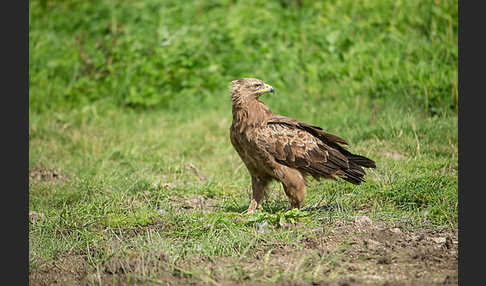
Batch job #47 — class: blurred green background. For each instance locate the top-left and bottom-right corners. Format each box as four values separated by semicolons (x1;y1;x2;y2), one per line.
29;0;457;116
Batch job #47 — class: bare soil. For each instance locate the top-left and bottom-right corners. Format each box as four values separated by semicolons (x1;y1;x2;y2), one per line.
29;217;457;286
29;167;69;184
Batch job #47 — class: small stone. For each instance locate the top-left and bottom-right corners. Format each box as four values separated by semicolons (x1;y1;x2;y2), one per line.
311;227;324;233
390;227;402;234
255;220;269;234
431;237;446;244
417;232;425;241
374;222;387;231
443;275;458;284
445;236;454;249
364;239;382;251
157;209;168;215
377;254;392;264
354;216;372;227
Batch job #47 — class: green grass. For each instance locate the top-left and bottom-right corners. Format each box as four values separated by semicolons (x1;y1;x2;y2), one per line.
29;104;457;279
30;0;457;114
29;0;457;283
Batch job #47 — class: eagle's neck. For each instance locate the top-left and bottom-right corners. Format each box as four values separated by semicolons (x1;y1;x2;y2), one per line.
232;99;272;133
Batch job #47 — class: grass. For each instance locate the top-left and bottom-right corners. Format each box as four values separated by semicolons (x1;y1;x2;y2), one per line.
29;102;457;281
29;0;457;114
29;0;457;284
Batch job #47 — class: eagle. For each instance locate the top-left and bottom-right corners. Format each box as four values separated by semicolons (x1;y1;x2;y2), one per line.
229;78;376;214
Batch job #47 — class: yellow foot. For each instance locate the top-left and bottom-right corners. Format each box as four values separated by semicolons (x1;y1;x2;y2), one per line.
240;199;262;216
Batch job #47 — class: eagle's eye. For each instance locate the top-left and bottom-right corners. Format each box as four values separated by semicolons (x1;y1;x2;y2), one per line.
253;83;262;89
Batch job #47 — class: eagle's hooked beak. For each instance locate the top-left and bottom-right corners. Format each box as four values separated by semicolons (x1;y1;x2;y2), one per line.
255;84;275;94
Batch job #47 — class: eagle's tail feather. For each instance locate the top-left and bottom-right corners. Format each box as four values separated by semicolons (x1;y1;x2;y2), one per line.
347;153;376;169
342;163;366;184
341;153;375;184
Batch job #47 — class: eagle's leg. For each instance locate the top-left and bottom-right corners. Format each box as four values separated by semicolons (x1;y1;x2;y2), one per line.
245;176;270;215
275;166;307;209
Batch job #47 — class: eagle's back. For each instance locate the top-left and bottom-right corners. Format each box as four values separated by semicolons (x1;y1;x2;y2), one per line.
255;123;352;181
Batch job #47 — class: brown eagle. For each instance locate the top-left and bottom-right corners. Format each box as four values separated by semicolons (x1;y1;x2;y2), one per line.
229;78;376;214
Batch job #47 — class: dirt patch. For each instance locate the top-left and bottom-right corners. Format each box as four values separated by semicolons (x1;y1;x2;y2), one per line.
29;210;46;225
30;252;190;286
381;151;407;160
29;217;457;286
170;217;457;285
29;256;88;286
29;167;69;184
298;218;458;285
169;194;219;213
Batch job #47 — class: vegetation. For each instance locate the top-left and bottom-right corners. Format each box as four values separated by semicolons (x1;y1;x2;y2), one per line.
29;0;457;284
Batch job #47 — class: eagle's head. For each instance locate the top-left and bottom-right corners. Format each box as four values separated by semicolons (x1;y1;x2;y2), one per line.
230;78;274;105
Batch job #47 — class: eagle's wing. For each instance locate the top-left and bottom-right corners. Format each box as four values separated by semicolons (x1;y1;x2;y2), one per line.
259;115;374;183
267;115;375;168
256;117;351;180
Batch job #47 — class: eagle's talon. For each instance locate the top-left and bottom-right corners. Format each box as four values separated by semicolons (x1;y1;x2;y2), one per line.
240;199;260;216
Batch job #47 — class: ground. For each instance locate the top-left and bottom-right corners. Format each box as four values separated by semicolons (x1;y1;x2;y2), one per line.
29;195;457;286
28;104;457;285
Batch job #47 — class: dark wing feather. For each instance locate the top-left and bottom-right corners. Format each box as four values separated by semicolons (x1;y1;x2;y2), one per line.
264;115;376;184
267;115;375;168
256;122;351;181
